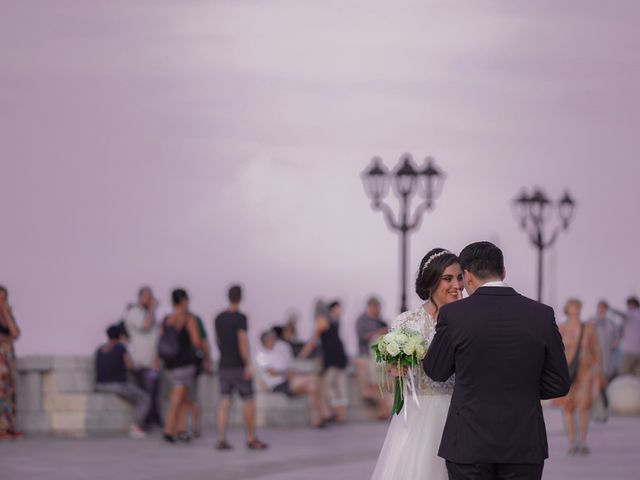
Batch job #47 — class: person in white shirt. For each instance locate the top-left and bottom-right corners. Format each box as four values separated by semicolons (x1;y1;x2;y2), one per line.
123;286;162;429
256;329;330;429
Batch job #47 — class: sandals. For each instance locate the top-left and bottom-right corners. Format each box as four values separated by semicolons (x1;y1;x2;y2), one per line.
216;439;233;450
246;439;269;450
311;420;328;429
216;438;268;450
323;414;338;424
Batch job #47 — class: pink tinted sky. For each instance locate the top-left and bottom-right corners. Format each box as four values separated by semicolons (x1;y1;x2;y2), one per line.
1;1;639;356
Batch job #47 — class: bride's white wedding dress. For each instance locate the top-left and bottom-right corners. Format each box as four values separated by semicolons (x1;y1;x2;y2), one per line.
371;306;454;480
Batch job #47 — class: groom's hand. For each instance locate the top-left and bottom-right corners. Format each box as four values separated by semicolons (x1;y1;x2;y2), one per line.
388;365;408;378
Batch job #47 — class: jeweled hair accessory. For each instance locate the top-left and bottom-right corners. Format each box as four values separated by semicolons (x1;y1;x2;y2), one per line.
421;250;451;274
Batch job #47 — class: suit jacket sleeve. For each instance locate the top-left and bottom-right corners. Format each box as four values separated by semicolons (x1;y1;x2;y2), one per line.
540;311;571;399
423;309;455;382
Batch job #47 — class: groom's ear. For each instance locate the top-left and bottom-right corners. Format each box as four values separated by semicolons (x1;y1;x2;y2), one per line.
501;267;507;281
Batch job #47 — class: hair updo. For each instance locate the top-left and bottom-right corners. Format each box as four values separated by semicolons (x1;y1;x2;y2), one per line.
415;248;460;309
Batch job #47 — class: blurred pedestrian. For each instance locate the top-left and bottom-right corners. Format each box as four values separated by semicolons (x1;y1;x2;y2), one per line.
354;296;389;420
123;286;162;429
160;289;202;443
299;300;349;423
95;325;149;439
590;300;621;381
0;286;21;440
589;300;620;421
619;296;640;376
214;285;267;451
554;299;601;455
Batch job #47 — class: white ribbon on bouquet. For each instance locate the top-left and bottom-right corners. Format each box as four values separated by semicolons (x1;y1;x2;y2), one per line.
403;366;422;423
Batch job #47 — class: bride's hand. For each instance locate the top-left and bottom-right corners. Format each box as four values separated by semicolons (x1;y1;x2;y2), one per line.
388;365;408;378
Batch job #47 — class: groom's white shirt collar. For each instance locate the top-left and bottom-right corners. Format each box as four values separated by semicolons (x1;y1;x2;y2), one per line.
479;280;509;288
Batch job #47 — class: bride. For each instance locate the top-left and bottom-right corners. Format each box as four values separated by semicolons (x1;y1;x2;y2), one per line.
371;248;463;479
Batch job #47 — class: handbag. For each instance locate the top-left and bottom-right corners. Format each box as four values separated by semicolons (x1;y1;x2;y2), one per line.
567;324;585;384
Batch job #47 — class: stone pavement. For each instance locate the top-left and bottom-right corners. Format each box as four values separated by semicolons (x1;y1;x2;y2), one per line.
2;409;638;480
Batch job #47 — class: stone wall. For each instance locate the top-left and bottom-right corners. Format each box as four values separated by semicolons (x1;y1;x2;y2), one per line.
16;355;380;437
22;355;640;437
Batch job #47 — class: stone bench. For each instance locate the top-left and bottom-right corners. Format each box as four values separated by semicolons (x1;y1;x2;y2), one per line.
16;355;382;437
17;356;135;436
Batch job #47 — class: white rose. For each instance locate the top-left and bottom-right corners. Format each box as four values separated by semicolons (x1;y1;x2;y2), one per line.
395;332;409;345
402;342;415;356
383;332;395;344
386;341;400;357
415;343;426;359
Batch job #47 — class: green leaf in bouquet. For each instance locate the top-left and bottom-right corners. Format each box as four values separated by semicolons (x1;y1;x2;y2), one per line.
391;377;404;415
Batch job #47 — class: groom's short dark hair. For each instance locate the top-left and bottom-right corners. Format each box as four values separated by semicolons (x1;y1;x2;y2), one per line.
459;241;505;279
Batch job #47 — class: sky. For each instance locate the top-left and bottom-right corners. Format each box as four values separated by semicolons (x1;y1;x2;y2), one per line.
1;0;639;357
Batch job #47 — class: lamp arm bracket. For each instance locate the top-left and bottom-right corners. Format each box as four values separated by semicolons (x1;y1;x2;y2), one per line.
374;201;400;231
522;221;540;246
543;227;562;249
407;202;428;231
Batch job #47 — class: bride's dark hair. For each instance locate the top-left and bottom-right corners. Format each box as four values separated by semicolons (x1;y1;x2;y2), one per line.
415;248;459;311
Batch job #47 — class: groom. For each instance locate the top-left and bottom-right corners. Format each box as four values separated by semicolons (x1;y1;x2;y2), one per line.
423;241;570;480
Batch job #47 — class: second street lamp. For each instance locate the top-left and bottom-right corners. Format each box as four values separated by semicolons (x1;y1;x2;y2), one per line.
512;187;577;302
362;153;445;313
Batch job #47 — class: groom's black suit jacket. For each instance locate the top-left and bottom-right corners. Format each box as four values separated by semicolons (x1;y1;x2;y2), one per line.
423;286;570;464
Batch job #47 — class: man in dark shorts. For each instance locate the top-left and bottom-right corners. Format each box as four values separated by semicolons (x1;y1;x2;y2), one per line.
214;285;267;451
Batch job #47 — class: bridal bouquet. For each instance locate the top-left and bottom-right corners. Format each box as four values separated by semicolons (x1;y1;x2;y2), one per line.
371;328;427;416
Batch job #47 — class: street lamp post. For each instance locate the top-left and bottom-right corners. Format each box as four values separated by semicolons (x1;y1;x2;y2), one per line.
512;188;576;303
361;153;445;313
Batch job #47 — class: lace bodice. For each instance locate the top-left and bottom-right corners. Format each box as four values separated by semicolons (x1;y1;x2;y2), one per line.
392;306;455;395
